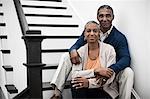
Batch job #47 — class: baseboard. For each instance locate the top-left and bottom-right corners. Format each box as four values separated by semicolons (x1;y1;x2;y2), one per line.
0;87;6;99
132;88;141;99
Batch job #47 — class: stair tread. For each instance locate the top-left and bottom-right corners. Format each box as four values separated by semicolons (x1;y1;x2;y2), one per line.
2;65;13;71
22;5;66;9
0;23;6;26
1;50;11;54
5;84;18;94
42;81;71;91
0;35;7;39
28;24;79;27
0;12;4;16
42;64;58;69
21;0;64;6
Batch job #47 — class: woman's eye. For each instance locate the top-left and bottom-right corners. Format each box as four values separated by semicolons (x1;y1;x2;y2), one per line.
86;29;91;32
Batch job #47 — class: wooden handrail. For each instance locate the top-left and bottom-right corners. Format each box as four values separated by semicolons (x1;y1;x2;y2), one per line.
13;0;29;35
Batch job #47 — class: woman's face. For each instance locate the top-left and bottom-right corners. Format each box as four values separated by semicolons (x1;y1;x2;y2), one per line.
84;23;100;43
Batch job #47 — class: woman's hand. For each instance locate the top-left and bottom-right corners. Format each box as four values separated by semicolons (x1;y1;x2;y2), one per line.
71;77;89;89
94;67;114;78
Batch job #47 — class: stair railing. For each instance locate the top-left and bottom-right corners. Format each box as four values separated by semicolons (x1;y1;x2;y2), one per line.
13;0;45;98
13;0;80;98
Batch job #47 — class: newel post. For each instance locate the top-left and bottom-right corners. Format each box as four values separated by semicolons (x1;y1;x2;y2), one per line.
22;35;46;99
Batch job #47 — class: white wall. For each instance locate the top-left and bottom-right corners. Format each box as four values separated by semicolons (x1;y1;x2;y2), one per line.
2;0;27;98
68;0;149;98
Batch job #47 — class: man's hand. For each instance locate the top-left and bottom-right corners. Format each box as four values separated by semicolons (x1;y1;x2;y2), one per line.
94;67;114;78
71;77;89;89
70;50;81;65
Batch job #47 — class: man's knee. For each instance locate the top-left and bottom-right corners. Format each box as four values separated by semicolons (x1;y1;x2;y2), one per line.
121;67;134;80
61;52;70;60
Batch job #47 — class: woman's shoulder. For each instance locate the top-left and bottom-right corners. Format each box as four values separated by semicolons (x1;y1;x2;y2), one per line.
77;43;88;52
101;42;115;51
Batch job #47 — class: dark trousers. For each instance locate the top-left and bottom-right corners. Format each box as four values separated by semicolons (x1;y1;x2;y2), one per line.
71;87;112;99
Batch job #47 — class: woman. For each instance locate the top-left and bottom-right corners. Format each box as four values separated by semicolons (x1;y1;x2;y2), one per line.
51;21;117;99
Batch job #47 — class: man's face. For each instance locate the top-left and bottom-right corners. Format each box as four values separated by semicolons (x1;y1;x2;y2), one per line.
97;8;114;30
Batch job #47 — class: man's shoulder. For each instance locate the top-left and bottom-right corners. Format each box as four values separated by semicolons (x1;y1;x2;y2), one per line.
112;27;125;36
111;26;127;40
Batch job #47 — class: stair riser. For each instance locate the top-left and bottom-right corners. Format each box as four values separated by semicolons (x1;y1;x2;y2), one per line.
42;39;77;49
42;69;56;82
42;53;63;64
29;26;81;35
5;72;14;85
2;54;10;65
0;39;9;49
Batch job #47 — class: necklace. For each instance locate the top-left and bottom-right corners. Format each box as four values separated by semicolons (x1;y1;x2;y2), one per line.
88;48;99;60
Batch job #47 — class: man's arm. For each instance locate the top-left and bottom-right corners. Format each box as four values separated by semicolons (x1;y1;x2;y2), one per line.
69;33;86;64
109;36;131;73
69;32;86;52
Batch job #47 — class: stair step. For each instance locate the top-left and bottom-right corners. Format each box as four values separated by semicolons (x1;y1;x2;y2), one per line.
29;26;82;35
42;64;58;69
1;50;11;54
21;0;66;8
0;12;3;16
0;23;6;26
28;24;79;27
25;13;72;18
5;85;18;94
42;49;68;53
42;81;71;91
2;65;13;71
22;5;66;9
0;35;7;39
26;0;62;2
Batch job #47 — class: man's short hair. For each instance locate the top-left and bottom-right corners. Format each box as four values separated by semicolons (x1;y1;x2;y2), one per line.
97;5;114;16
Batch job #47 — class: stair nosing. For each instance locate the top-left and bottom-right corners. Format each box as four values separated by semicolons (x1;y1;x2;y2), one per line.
2;65;13;71
42;81;71;91
25;0;62;2
25;14;72;18
1;50;11;54
0;23;6;26
0;35;7;39
5;84;18;94
0;12;4;16
42;64;58;69
28;24;79;27
42;49;68;53
22;5;66;9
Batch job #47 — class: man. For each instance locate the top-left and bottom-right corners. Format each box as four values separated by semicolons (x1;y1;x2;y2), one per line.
69;5;134;99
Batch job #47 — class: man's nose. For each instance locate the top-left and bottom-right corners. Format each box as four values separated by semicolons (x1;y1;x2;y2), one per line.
103;16;107;21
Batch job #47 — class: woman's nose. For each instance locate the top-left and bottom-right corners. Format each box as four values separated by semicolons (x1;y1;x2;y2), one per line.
90;31;94;35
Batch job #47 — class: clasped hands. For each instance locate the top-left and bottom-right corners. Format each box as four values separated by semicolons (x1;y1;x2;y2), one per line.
70;50;114;89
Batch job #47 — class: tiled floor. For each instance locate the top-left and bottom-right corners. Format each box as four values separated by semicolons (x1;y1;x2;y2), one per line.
0;87;5;99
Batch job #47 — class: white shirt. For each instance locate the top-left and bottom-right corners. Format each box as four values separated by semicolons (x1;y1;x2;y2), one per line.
100;25;113;42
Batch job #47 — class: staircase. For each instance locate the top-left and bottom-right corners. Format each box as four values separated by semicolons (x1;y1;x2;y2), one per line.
0;0;83;98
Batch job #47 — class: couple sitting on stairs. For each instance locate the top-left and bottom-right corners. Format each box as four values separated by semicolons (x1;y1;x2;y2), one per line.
50;5;134;99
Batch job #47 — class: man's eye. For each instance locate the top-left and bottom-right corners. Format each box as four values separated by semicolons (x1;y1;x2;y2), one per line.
99;15;103;18
106;14;111;18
